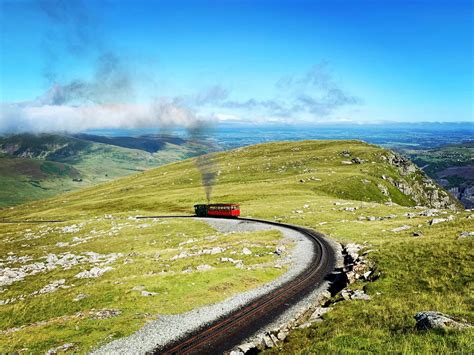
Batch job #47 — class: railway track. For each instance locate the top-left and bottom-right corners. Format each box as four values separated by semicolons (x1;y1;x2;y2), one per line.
3;215;337;354
136;216;337;355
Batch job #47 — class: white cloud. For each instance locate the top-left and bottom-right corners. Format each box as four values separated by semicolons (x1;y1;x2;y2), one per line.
0;99;207;134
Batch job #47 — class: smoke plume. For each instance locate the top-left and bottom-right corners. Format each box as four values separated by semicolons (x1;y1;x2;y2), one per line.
187;124;218;203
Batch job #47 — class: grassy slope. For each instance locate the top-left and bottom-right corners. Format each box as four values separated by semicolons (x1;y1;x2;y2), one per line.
0;140;472;353
0;139;200;208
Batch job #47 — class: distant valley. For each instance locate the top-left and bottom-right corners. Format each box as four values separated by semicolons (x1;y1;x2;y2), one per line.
0;133;210;208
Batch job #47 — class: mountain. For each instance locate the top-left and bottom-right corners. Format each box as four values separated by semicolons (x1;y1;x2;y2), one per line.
72;133;187;153
0;133;209;208
0;140;471;353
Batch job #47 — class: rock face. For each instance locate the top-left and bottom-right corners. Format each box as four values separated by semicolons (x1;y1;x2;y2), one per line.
380;153;459;210
447;186;474;208
414;311;472;331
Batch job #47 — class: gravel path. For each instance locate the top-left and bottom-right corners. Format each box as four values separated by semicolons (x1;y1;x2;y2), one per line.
92;218;317;354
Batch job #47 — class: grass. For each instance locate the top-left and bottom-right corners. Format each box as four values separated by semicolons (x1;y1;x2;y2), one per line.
0;138;203;208
0;218;287;352
0;139;472;353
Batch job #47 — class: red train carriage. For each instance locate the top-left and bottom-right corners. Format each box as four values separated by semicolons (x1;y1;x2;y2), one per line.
194;203;240;218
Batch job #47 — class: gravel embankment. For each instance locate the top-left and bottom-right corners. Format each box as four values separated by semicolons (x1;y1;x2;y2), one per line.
92;218;318;354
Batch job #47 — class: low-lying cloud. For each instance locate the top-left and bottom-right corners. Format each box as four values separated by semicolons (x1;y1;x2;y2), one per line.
0;99;206;134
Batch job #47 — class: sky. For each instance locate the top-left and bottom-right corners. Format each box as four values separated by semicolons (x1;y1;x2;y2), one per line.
0;0;472;133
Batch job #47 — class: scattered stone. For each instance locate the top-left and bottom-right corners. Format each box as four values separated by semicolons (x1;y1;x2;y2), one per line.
419;209;439;217
391;225;411;232
238;343;256;353
341;207;358;212
274;246;286;255
75;266;113;279
141;290;158;297
429;217;450;225
242;248;252;255
351;157;362;164
342;289;371;301
308;307;331;321
459;231;474;238
46;343;75;354
55;242;70;248
196;264;213;271
414;311;472;331
293;210;304;214
38;279;66;294
92;309;122;319
132;285;146;291
73;293;88;302
351;289;371;300
412;231;423;237
341;160;353;165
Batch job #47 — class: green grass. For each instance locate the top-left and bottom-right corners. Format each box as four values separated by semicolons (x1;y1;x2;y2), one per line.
0;138;203;208
0;139;472;353
0;219;286;352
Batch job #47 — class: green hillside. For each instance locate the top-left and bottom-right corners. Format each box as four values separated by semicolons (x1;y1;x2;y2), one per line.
0;133;206;208
0;140;472;353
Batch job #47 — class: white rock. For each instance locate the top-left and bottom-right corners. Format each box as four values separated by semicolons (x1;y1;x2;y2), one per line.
141;290;158;297
242;248;252;255
196;264;213;271
391;225;411;232
75;266;113;279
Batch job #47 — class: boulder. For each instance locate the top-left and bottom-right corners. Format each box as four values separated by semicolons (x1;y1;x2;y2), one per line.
414;311;472;331
309;307;331;322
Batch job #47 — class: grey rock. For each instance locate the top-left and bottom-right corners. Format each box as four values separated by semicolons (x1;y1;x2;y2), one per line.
309;307;331;321
92;309;122;319
241;248;252;255
414;311;472;331
351;290;371;301
141;291;158;297
238;342;256;353
73;293;88;302
196;264;213;271
75;266;113;279
459;231;474;238
47;343;75;354
391;225;411;232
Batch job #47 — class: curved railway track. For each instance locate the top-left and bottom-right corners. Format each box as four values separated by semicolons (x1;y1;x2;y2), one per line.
135;216;337;355
2;215;337;354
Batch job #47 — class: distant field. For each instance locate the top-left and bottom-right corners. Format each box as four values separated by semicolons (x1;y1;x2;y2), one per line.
0;133;208;208
0;140;472;353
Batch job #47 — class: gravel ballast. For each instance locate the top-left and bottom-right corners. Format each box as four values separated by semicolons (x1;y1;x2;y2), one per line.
93;218;326;354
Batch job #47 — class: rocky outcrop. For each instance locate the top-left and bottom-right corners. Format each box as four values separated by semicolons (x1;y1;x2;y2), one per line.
414;311;472;331
380;152;459;210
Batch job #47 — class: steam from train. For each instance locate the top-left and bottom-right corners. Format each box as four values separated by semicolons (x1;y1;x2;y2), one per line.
188;123;218;203
196;155;217;203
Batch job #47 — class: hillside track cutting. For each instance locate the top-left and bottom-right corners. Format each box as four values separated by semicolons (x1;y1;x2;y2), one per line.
135;216;337;355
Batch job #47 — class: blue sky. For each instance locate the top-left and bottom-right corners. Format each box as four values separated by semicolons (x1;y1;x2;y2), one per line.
0;0;472;132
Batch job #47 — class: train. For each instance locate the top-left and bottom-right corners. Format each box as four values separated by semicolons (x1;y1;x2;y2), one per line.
194;203;240;218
